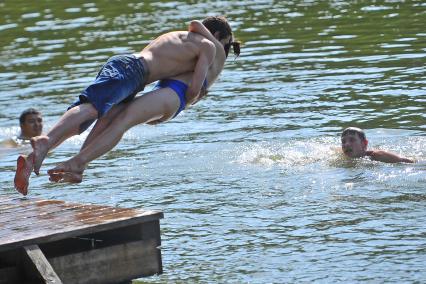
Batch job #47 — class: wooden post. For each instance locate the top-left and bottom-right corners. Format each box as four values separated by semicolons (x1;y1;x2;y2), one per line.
22;245;62;284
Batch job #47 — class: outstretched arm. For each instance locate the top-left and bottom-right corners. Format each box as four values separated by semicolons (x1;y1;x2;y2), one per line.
367;150;414;163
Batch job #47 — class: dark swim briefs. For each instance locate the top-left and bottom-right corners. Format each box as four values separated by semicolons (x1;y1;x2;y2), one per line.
153;79;208;118
69;54;149;117
154;79;188;118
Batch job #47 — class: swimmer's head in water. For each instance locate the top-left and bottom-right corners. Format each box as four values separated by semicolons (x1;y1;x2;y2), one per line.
341;127;368;158
19;108;43;139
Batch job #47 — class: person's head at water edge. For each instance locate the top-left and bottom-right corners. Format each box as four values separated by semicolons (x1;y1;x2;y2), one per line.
201;16;240;58
19;108;43;140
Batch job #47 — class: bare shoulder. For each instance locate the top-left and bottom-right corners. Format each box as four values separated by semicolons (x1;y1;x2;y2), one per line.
159;30;218;56
159;31;187;41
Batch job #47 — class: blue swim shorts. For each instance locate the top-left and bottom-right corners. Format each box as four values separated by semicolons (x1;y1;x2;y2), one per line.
69;54;149;117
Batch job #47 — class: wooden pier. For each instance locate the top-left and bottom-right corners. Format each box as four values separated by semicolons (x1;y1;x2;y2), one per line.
0;194;163;284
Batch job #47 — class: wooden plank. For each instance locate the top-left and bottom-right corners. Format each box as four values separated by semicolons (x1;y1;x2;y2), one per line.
0;203;126;235
0;207;161;243
0;213;163;253
0;199;65;215
0;205;85;230
0;196;65;210
0;198;35;212
49;239;161;284
0;199;144;228
0;197;163;252
22;245;62;284
0;200;109;224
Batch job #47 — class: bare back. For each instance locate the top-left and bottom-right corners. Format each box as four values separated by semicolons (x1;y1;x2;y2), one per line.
169;34;226;95
137;31;212;84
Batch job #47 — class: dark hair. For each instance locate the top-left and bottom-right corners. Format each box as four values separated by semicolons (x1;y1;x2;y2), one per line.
341;127;367;141
202;16;241;58
19;108;41;124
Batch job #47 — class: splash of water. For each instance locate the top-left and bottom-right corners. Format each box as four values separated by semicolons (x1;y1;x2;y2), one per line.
235;137;335;168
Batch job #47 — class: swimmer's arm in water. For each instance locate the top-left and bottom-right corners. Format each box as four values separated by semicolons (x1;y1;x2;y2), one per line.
366;150;415;163
185;39;215;105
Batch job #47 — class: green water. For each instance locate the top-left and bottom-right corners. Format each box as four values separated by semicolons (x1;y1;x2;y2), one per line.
1;1;425;283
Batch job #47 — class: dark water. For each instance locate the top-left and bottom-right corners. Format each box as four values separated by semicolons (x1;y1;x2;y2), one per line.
1;1;425;283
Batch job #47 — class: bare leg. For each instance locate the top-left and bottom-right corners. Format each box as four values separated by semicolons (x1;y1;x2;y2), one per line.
46;105;128;184
81;103;128;151
48;89;179;182
31;104;98;175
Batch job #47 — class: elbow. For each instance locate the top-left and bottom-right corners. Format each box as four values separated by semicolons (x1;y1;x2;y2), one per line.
188;21;195;32
188;20;201;32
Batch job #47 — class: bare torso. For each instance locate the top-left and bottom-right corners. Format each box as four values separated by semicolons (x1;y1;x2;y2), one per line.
168;34;226;92
136;31;210;84
142;35;226;124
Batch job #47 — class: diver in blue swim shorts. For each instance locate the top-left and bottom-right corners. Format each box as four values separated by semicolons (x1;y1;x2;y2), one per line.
15;16;241;192
44;17;241;184
68;54;150;118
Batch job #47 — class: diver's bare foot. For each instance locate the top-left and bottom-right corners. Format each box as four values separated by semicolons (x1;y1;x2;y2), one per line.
49;171;83;183
31;136;50;175
47;160;84;175
48;161;85;183
14;154;34;195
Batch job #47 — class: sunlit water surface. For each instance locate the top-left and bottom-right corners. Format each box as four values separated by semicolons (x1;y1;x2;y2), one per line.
1;1;425;283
